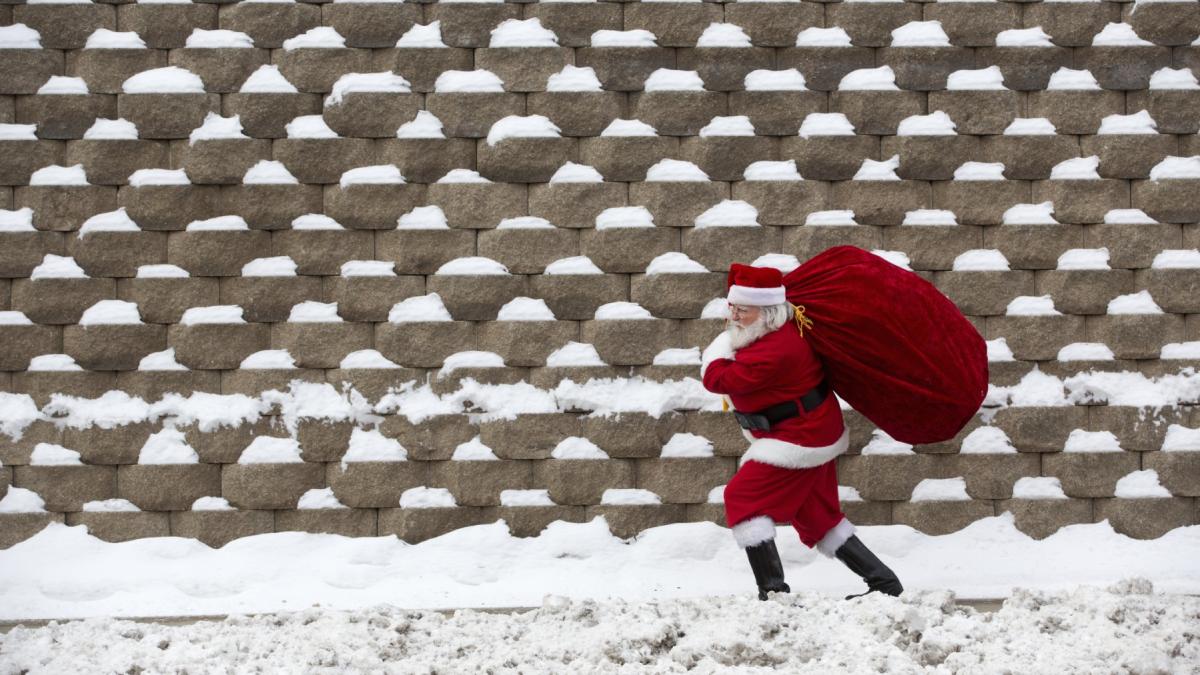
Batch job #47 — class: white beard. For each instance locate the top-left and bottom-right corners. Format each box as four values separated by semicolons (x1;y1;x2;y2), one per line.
726;315;773;351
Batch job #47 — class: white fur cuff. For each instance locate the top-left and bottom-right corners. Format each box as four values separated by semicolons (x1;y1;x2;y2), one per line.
740;427;851;471
731;515;777;549
815;517;856;558
700;330;734;378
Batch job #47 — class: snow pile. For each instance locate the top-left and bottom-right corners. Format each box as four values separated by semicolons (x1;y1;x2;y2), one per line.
138;429;199;465
327;72;411;106
79;208;139;235
243;160;298;185
288;301;342;323
340;165;405;188
395;22;445;49
297;488;347;510
138;349;187;371
31;254;88;280
435;257;509;275
1050;156;1101;180
79;300;142;326
902;209;957;226
129;169;190;187
122;67;204;93
1149;67;1199;90
1002;202;1056;224
805;210;858;226
238;437;303;464
653;348;701;366
1047;68;1101;90
1098;110;1158;135
946;66;1006;90
38;76;89;95
188;113;247;144
339;350;401;370
500;490;554;507
1150;156;1200;181
596;206;655;229
1151;250;1200;268
242;257;297;277
750;253;801;274
340;260;395;277
795;27;853;47
954;162;1006;181
744;69;806;91
489;18;558;48
285;116;338;139
694;200;758;227
601;489;661;505
0;24;42;49
860;430;915;455
600;119;658;137
240;350;296;369
594;302;652;320
400;487;456;508
1057;343;1115;362
30;443;83;466
180;305;245;325
698;115;755;137
643;69;705;92
28;355;83;372
86;30;147;50
451;437;499;461
660;433;713;458
959;426;1017;454
82;499;140;513
340;428;407;468
546;342;606;367
1012;477;1068;500
546;66;603;92
397;205;449;229
1056;248;1110;270
1003;118;1057;135
1064;429;1123;453
838;66;899;91
549;162;604;183
853;156;900;181
1006;295;1060;316
590;29;658;48
1092;22;1152;47
29;165;89;186
544;256;603;275
897;111;956;136
910;477;970;502
1114;470;1171;498
282;27;346;50
486;115;561;146
890;21;951;47
434;70;505;93
0;208;35;232
436;169;491;184
1107;290;1162;314
1162;425;1200;451
83;118;138;140
645;159;709;182
185;29;254;49
646;252;707;274
388;294;454;322
496;297;555;321
240;66;298;94
696;23;752;48
744;160;802;181
995;27;1054;48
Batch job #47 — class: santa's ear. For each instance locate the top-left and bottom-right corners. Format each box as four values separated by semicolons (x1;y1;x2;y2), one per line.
701;331;734;377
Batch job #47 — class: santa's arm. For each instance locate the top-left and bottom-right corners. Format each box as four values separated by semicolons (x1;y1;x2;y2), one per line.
700;333;775;396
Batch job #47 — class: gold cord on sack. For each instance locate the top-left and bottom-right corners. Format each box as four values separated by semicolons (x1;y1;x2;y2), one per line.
793;304;814;337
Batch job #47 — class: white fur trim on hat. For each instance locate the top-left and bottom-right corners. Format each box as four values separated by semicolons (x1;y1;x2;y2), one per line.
727;284;786;306
731;515;777;549
739;427;850;470
815;517;856;558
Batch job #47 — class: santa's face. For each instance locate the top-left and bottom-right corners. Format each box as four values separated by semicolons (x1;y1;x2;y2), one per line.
728;303;760;328
726;303;769;350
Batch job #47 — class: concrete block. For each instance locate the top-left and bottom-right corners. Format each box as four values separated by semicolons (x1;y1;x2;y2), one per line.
0;513;65;549
222;462;324;510
324;92;421;138
585;503;687;538
168;47;270;94
11;370;113;407
274;508;376;536
681;226;775;272
115;276;216;325
16;185;118;232
629;181;728;229
0;231;65;278
534;458;634;506
637;457;736;504
1128;0;1200;46
117;463;222;511
1144;453;1200;497
476;413;581;461
998;498;1092;539
629;91;727;137
623;2;723;46
1091;314;1183;361
987;314;1086;361
1074;46;1171;90
892;499;995;535
882;135;980;182
16;94;116;140
61;422;154;466
478;137;578;183
167;229;272;276
932;179;1030;226
13;465;116;511
220;368;324;397
115;370;221;401
982;135;1079;181
178;136;271;183
273;138;378;185
326;367;424;404
1094;497;1196;539
325;275;425;323
678;136;777;183
223;92;323;139
878;46;974;91
12;4;115;49
1131;179;1200;224
926;90;1019;136
731;181;827;227
1027;90;1125;136
1042;451;1140;498
425;182;526;228
775;46;876;92
273;322;373;370
836;454;937;501
118;184;220;231
1031;179;1128;225
169;509;274;548
630;272;725;319
1126;89;1200;135
528;181;626;229
63;323;165;371
424;3;521;47
377;137;477;184
478;228;578;275
841;500;892;527
431;366;529;397
374;228;476;275
975;46;1072;91
220;184;323;229
169;322;272;370
1090;406;1189;453
272;229;373;275
1081;134;1177;181
0;421;62;466
377;505;487;543
528;273;630;321
528;365;630;390
527;91;624;138
923;1;1021;47
882;225;982;271
780;135;880;182
988;406;1088;453
322;2;423;48
276;47;374;94
575;412;682;459
490;505;587;537
68;48;166;95
574;47;676;92
780;225;884;266
327;461;428;508
830;180;930;227
1024;1;1119;47
218;2;322;49
524;2;621;47
675;47;774;92
117;93;220;140
476;320;578;367
825;1;922;47
475;47;573;93
424;92;524;139
680;411;748;458
67;230;165;277
323;183;426;230
580;317;681;366
577;136;679;182
425;274;527;321
380;47;474;93
0;139;64;186
724;1;824;47
1034;269;1132;315
181;418;289;465
116;3;218;48
436;459;531;507
64;138;168;186
377;413;476;461
728;90;825;137
1141;269;1200;314
11;277;115;325
983;223;1084;270
0;49;63;95
67;510;170;542
944;453;1041;500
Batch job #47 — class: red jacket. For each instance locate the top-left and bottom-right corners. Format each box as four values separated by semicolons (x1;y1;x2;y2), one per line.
702;320;848;469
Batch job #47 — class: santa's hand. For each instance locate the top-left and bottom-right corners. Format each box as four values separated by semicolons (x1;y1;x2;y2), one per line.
700;331;734;377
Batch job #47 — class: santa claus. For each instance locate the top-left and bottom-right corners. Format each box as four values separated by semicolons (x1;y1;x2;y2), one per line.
701;263;904;601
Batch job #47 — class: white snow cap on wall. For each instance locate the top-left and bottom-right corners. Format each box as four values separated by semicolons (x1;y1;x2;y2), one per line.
1161;342;1200;359
853;156;901;181
292;214;342;229
397;205;449;229
897;111;957;136
697;23;752;48
890;21;951;47
1050;156;1101;180
1064;429;1122;453
744;160;802;181
590;29;657;48
122;66;204;93
80;300;143;326
1003;118;1057;135
910;477;971;502
1005;295;1060;316
1012;477;1068;500
694;200;759;227
388;293;454;322
645;159;710;182
838;66;899;91
434;70;505;93
288;301;343;323
400;487;456;508
79;208;140;235
27;354;83;371
1107;290;1162;314
806;210;858;226
138;429;199;465
186;28;254;48
499;490;555;507
451;437;499;461
861;430;914;455
795;27;852;47
496;297;556;321
960;426;1017;454
600;119;658;137
282;27;347;50
995;27;1055;48
180;305;246;325
945;66;1006;90
489;18;559;47
953;162;1006;181
643;69;706;91
298;488;347;510
1047;68;1101;90
396;111;445;139
339;349;401;369
1150;156;1200;181
699;115;756;137
189;113;247;144
242;256;298;277
744;69;806;91
340;260;396;277
86;29;147;50
1162;424;1200;451
31;254;88;279
0;24;43;49
340;427;407;467
1149;67;1200;90
661;433;714;458
551;437;609;459
594;301;653;320
1114;470;1171;498
546;65;603;92
395;22;446;48
653;347;701;366
595;206;655;229
435;257;509;275
240;65;299;93
1056;248;1110;270
1151;249;1200;269
30;443;84;466
29;164;89;186
340;165;405;188
38;76;89;95
1092;23;1152;47
902;209;957;226
646;252;708;274
0;488;47;514
1002;202;1057;224
136;264;189;278
952;249;1010;271
436;169;490;184
601;489;661;505
0;208;34;233
129;168;190;187
798;113;855;137
83;118;138;140
549;162;604;183
486;115;562;146
545;341;606;366
327;72;411;106
1057;343;1115;361
138;348;187;371
0;124;38;141
243;160;299;185
751;253;801;274
1098;110;1158;135
238;436;303;464
286;115;338;139
544;256;604;275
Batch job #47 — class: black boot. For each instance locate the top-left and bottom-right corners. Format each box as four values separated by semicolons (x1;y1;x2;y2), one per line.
834;535;903;599
745;540;790;600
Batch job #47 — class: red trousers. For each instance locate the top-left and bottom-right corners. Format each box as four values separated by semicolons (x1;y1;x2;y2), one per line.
724;459;845;548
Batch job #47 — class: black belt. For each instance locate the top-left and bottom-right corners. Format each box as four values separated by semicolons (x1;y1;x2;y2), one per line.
732;380;830;432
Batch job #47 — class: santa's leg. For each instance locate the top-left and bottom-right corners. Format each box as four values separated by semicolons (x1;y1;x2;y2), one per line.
724;463;791;600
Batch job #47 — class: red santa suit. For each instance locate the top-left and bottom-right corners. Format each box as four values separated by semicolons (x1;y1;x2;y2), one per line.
701;273;856;555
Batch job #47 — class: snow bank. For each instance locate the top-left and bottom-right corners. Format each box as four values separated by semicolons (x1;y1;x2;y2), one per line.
38;76;89;95
590;29;657;48
486;115;561;146
240;66;298;94
489;18;558;48
395;22;446;49
646;252;707;274
1003;117;1056;135
388;294;453;322
643;69;705;92
496;297;555;321
327;72;411;106
600;118;658;137
241;256;297;277
546;66;603;92
79;208;139;235
434;70;504;93
122;67;204;94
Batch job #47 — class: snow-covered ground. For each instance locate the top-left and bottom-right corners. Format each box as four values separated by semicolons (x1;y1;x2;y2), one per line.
1;516;1197;671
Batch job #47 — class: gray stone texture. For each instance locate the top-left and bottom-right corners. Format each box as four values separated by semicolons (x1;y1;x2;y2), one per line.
0;49;64;96
11;277;115;325
222;462;325;510
436;459;532;507
169;47;269;94
1091;314;1184;361
524;2;622;48
65;138;168;186
424;92;524;139
273;138;379;185
67;510;171;542
17;94;116;141
1034;269;1132;315
935;270;1035;317
1131;179;1200;224
325;275;425;323
528;273;630;320
0;231;65;279
117;463;222;511
489;505;587;537
322;2;422;48
476;320;579;367
275;508;377;537
585;504;687;539
118;185;221;231
1094;498;1197;539
169;509;274;548
169;322;272;370
223;93;323;139
637;457;736;504
425;274;528;321
0;513;65;549
475;47;573;93
675;47;774;92
424;3;522;48
631;272;726;319
383;47;475;93
781;135;880;182
578;136;679;183
535;458;635;506
276;47;374;94
376;321;475;369
377;414;476;461
0;140;64;187
923;2;1021;47
16;185;118;232
117;93;220;140
527;92;625;138
998;498;1093;540
218;2;321;49
724;2;823;47
975;47;1072;91
883;226;983;272
378;506;487;543
581;318;681;366
218;276;322;324
1075;46;1171;91
13;4;115;50
68;230;166;277
182;418;289;465
12;371;114;407
629;91;728;137
328;461;428;508
574;47;677;92
220;185;323;230
63;324;166;371
892;500;996;536
324;93;422;139
478;137;579;184
167;229;271;276
13;464;117;512
933;179;1031;226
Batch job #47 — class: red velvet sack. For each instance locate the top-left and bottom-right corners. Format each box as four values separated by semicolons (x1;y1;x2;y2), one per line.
783;246;988;445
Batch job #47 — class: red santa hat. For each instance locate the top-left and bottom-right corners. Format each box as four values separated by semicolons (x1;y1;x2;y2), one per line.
726;264;786;306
